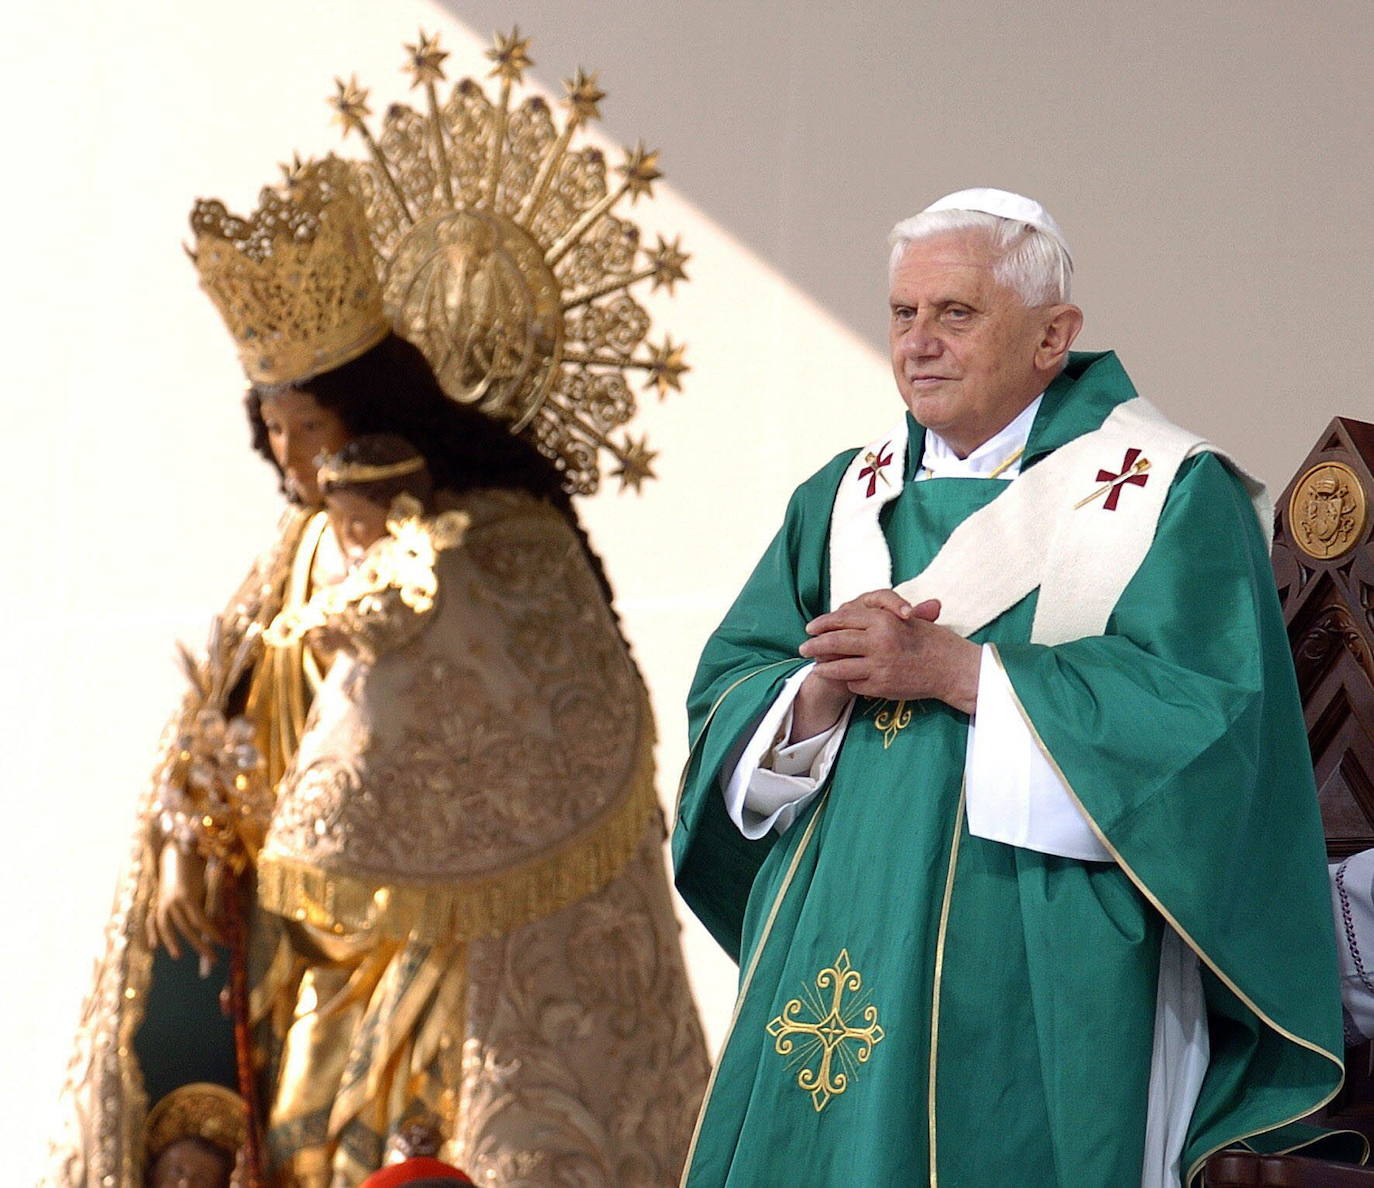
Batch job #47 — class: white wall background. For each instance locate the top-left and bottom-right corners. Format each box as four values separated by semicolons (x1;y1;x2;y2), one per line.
3;2;1371;1181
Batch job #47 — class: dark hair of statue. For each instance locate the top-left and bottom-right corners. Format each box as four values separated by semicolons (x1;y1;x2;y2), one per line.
245;332;620;619
319;433;435;511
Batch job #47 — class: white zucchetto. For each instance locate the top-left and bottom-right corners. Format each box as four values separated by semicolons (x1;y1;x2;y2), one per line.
922;187;1072;265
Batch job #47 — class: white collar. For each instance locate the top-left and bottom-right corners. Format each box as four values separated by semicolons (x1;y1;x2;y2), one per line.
918;395;1043;481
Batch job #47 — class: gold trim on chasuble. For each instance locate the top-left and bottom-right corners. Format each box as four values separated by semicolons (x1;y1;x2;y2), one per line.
982;643;1345;1186
766;949;885;1111
927;780;966;1188
672;659;801;823
678;785;833;1186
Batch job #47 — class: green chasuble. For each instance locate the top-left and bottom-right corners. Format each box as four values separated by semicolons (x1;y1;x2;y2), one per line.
673;352;1343;1187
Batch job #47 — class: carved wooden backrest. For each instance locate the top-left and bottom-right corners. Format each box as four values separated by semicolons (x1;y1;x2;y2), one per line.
1271;417;1374;1136
1272;418;1374;859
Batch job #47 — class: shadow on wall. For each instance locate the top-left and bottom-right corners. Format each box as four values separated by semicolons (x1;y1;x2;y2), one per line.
439;0;1374;369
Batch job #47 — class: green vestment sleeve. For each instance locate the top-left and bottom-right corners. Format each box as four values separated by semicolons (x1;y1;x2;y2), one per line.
994;451;1344;1178
673;452;854;961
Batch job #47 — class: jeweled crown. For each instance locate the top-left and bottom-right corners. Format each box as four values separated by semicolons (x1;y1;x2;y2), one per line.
189;155;388;385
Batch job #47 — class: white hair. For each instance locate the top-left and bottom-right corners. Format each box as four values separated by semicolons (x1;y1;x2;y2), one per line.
887;209;1073;305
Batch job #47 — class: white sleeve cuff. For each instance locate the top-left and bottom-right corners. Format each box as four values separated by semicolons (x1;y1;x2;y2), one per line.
965;645;1111;862
723;663;854;839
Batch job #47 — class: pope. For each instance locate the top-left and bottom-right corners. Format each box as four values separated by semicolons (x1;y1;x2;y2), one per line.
674;189;1346;1186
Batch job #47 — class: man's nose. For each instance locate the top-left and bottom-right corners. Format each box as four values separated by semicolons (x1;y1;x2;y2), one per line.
901;320;942;358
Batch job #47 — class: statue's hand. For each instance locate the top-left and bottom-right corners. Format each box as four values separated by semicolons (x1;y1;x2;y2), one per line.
146;843;221;965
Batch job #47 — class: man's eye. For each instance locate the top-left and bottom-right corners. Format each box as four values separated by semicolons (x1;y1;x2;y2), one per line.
944;307;971;321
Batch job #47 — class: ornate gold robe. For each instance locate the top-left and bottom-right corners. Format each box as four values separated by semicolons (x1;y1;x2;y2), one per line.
48;490;708;1187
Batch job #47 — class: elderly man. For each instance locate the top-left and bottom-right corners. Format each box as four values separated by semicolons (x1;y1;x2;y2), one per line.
674;190;1342;1186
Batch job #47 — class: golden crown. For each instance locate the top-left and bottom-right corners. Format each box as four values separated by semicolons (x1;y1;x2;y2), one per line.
189;155;389;385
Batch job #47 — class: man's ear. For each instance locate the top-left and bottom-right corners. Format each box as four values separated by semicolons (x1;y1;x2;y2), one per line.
1035;304;1084;371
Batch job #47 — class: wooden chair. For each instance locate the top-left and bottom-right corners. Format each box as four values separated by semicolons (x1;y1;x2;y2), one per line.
1205;1152;1374;1187
1203;418;1374;1184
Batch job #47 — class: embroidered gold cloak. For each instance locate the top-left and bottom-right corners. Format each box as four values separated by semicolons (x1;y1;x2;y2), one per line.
48;490;708;1187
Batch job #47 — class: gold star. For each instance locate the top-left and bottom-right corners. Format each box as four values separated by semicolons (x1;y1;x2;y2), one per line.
618;142;662;200
611;434;659;493
404;29;449;88
563;68;606;123
648;235;690;292
278;152;310;187
641;336;689;397
487;27;533;84
330;75;372;137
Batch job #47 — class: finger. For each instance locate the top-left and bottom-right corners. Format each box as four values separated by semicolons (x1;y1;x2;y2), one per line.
845;679;903;699
159;909;182;961
910;598;942;622
813;657;870;683
799;629;871;659
183;906;219;964
170;902;215;965
806;605;884;635
859;590;913;618
185;923;216;966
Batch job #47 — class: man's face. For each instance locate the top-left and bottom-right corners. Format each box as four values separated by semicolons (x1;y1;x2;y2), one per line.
888;230;1049;457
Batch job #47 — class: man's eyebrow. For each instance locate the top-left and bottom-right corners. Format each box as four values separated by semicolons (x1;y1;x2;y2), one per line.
888;296;979;309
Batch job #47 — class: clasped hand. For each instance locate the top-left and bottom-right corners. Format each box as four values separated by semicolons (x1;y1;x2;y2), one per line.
797;589;980;721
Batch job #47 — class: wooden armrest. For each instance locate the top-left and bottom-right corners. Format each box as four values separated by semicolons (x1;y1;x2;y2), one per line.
1205;1152;1374;1187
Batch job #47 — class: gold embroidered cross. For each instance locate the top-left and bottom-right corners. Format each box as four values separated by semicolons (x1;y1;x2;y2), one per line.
766;949;886;1112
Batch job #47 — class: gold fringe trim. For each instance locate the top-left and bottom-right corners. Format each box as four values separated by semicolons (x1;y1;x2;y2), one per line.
256;708;659;944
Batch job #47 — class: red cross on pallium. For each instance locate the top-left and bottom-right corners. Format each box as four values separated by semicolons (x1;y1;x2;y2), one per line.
1096;447;1150;510
858;442;894;497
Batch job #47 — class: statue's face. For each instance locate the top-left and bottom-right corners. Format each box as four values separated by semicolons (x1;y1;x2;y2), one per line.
325;488;390;559
888;230;1047;457
260;388;350;504
148;1138;231;1188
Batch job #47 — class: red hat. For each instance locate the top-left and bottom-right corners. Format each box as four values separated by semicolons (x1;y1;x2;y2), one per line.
358;1155;476;1187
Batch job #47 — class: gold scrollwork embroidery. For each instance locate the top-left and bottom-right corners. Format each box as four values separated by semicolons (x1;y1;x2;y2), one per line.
871;699;913;748
766;949;886;1112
